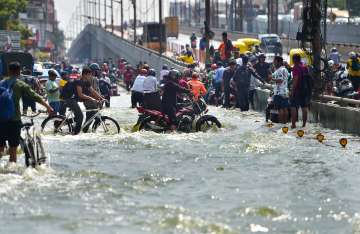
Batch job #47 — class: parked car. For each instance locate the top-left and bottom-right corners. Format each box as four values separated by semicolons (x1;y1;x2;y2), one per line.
258;34;282;55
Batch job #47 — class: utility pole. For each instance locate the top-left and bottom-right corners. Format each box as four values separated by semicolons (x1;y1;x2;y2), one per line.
205;0;210;63
104;0;107;29
111;0;114;32
159;0;163;55
120;0;123;38
98;0;101;26
133;0;136;44
311;0;322;97
267;0;278;34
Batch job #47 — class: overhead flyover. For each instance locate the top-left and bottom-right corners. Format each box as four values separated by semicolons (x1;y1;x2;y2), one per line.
67;24;186;72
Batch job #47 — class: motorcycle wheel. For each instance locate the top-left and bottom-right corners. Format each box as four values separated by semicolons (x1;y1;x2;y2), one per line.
195;115;222;132
139;116;167;132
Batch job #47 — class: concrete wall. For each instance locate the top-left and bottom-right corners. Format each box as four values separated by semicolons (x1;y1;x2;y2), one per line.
253;88;360;135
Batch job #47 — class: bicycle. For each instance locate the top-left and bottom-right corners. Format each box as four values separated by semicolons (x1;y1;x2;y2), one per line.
20;112;46;168
40;102;120;135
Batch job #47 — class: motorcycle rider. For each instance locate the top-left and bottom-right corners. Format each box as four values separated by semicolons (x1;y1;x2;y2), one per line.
347;52;360;92
161;70;191;131
89;63;101;93
131;69;147;108
99;72;112;107
143;69;161;111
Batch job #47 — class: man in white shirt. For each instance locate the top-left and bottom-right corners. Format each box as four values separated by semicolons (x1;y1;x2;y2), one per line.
159;65;169;84
131;69;146;108
272;56;290;124
143;69;161;110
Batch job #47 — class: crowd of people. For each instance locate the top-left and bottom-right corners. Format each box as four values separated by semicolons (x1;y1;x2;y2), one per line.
1;29;359;165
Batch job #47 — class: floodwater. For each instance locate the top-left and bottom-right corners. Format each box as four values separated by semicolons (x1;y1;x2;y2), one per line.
1;92;360;234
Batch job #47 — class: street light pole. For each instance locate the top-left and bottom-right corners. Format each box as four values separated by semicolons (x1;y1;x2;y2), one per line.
111;0;114;32
104;0;107;29
98;0;101;26
133;0;136;44
121;0;123;38
205;0;210;63
159;0;163;55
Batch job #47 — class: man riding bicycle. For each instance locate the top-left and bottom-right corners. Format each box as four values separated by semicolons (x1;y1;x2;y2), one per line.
59;67;105;134
0;62;53;163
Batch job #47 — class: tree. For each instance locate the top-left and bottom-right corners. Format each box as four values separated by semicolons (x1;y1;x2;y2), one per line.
0;0;28;29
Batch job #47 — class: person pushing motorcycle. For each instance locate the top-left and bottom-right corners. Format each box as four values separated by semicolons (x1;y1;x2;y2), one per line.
161;70;191;131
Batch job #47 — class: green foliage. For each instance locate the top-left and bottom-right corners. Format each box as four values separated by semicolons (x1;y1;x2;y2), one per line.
7;19;32;40
0;0;28;29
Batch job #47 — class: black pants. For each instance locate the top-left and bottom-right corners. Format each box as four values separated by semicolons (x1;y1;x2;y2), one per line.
125;81;133;92
103;95;110;107
161;103;177;125
59;99;83;135
0;121;21;147
143;92;161;111
237;88;250;111
249;89;256;109
83;101;98;133
350;76;360;91
223;88;230;107
131;91;143;108
23;97;36;113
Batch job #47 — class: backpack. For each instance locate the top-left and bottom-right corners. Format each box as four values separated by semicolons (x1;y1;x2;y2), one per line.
99;79;110;95
60;80;76;99
234;66;251;88
352;59;360;71
0;79;16;121
298;66;313;99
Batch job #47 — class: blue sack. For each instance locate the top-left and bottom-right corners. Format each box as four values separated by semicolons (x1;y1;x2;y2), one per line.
0;79;16;121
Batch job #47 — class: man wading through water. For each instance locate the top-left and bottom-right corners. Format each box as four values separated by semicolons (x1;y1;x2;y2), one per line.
290;54;312;128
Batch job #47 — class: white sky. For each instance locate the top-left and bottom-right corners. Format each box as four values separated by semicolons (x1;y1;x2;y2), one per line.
55;0;170;31
54;0;81;30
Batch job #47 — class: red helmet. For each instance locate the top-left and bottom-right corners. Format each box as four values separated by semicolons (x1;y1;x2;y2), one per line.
211;64;217;70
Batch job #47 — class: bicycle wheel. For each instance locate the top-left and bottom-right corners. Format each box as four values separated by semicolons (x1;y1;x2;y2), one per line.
195;115;222;132
24;135;46;168
41;115;72;135
92;116;120;134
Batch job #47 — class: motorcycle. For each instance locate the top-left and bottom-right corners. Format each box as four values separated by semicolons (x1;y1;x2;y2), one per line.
333;69;359;99
265;91;292;123
134;97;221;133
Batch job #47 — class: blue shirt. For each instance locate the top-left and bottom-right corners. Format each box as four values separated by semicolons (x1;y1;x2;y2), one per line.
214;67;225;84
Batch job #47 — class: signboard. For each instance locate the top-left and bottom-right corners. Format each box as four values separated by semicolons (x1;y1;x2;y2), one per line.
0;30;21;52
165;17;179;38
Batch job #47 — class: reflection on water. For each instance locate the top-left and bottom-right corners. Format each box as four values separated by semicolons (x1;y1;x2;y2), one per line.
1;93;360;234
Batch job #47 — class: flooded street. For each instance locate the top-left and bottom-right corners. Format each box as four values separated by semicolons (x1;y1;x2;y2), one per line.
1;91;360;234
